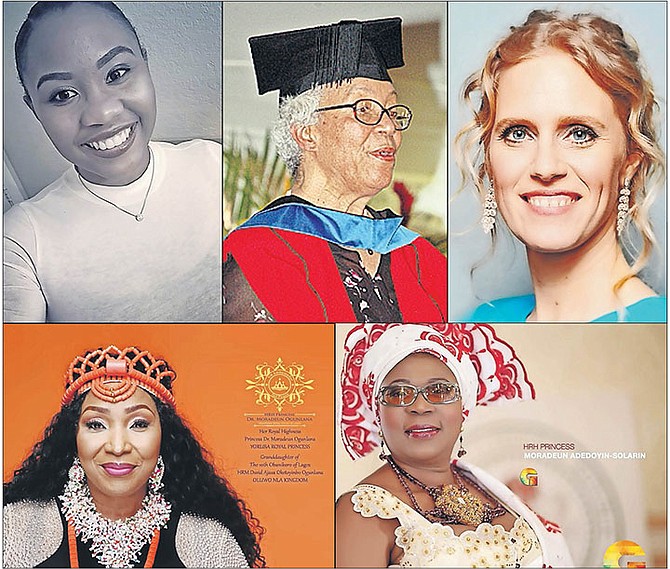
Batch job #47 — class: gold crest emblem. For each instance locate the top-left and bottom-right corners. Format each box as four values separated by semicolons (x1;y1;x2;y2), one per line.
246;358;315;412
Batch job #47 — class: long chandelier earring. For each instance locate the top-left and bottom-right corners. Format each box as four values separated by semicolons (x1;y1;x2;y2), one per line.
148;455;165;493
481;182;498;233
67;457;87;486
616;179;631;236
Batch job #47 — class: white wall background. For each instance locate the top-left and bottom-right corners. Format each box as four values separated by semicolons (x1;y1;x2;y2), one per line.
448;2;667;319
3;1;222;201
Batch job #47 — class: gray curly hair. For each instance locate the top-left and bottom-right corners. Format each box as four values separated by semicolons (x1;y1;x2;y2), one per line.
271;87;323;178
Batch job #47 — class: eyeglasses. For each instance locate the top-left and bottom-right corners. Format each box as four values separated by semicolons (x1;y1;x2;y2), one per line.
378;381;461;407
316;98;413;131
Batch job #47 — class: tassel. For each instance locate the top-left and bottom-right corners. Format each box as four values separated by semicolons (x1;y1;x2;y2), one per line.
314;22;363;89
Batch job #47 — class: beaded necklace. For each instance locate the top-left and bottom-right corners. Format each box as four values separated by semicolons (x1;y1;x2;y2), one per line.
67;523;160;568
60;459;171;568
385;455;506;526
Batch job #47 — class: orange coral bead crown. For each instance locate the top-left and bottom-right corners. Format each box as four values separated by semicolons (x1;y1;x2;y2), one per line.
62;345;176;408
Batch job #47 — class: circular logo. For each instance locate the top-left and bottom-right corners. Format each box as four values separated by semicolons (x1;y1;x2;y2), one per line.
520;467;538;486
603;540;646;568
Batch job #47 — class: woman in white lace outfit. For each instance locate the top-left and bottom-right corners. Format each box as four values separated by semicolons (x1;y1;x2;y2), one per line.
336;324;573;567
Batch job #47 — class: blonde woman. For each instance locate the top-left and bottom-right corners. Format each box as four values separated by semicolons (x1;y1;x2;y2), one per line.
453;8;665;322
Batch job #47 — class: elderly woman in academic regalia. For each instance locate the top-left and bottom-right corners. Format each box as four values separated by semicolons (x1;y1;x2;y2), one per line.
223;18;447;323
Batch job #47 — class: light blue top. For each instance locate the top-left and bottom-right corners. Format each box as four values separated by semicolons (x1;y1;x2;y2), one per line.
468;295;667;323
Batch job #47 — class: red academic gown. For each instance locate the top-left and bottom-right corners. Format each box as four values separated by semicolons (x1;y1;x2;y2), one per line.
223;227;447;323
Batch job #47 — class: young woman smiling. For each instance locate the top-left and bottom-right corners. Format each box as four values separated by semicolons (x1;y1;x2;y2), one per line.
4;2;221;322
453;9;665;322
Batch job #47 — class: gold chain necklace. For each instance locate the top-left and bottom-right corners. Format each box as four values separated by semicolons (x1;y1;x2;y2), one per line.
77;148;155;222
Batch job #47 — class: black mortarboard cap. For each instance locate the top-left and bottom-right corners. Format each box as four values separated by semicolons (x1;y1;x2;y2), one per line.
249;17;404;99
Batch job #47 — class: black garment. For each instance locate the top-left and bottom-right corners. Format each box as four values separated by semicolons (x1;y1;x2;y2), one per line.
328;244;401;322
39;500;185;568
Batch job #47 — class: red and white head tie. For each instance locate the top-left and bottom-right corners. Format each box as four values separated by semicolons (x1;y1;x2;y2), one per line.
62;345;176;408
339;324;535;460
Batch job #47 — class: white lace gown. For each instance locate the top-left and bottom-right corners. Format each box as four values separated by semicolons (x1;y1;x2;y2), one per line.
351;484;542;567
347;461;574;568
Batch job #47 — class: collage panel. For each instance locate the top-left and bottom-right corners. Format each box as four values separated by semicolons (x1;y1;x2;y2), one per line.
223;2;447;323
4;324;334;567
1;1;668;569
448;1;667;323
3;1;223;323
335;323;665;567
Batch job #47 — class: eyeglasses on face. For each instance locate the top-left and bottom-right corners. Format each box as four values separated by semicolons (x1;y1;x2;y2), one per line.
378;381;461;407
316;98;412;131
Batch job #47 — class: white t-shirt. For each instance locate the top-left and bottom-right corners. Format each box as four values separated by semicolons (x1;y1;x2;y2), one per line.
4;139;221;322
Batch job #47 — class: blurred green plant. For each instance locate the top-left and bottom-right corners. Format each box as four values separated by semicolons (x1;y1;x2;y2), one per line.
224;132;288;235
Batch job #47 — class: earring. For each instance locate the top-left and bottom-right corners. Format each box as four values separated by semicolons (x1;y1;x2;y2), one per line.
481;183;497;233
68;457;86;485
148;455;165;493
457;433;467;458
378;431;388;459
616;180;631;236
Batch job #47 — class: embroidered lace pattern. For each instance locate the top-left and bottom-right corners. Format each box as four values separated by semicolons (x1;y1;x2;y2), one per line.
351;484;542;567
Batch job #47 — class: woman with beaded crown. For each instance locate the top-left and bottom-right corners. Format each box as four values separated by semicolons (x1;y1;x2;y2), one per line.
336;324;573;567
4;1;221;322
4;345;264;567
452;8;665;322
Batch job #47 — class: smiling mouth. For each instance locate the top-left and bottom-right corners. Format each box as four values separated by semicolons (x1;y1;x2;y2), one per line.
521;193;581;209
370;148;396;162
101;463;136;476
84;125;134;151
405;425;441;439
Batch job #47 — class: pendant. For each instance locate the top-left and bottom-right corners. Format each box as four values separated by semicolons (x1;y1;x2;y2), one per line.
434;484;487;526
135;214;144;222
